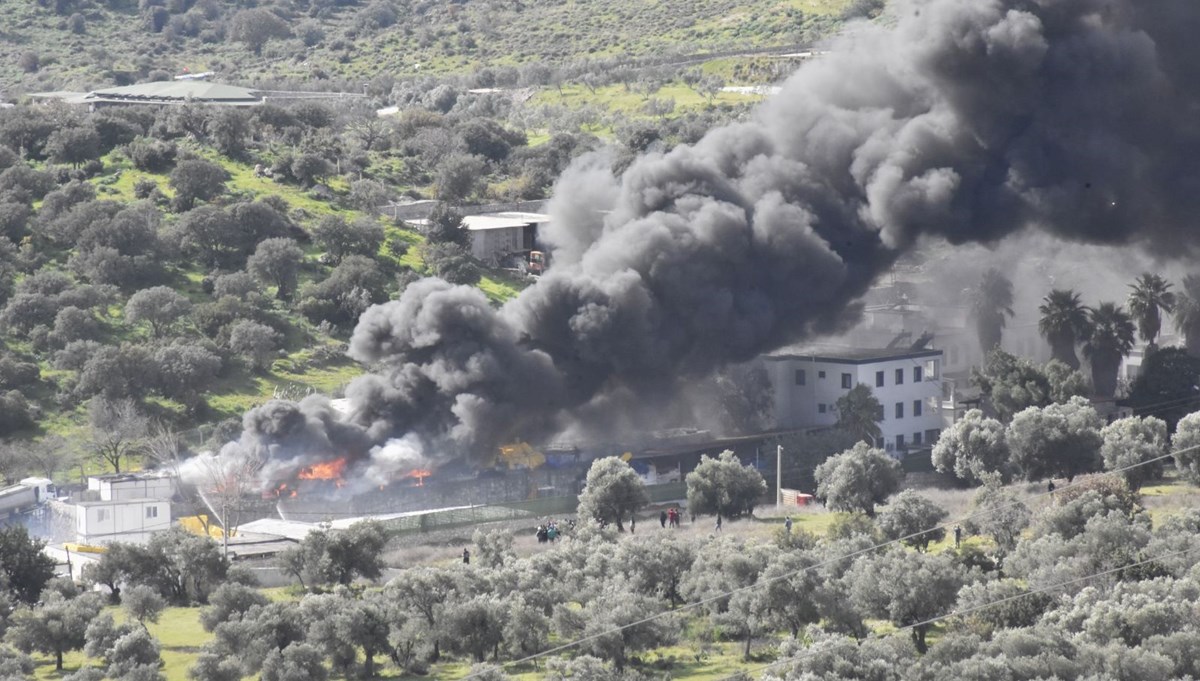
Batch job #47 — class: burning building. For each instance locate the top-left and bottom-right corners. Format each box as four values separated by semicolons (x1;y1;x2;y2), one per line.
195;0;1200;508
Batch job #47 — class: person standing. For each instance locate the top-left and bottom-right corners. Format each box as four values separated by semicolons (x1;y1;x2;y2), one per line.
953;525;962;548
785;517;793;534
660;510;668;528
462;548;470;564
715;515;722;532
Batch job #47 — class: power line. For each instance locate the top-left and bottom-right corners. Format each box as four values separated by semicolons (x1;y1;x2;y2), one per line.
720;546;1200;681
459;446;1195;679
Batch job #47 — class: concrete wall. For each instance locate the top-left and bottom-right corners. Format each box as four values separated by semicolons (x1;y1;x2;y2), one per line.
471;226;524;264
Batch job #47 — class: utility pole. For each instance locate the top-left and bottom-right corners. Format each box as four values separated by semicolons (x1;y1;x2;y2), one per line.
221;501;229;560
776;444;783;509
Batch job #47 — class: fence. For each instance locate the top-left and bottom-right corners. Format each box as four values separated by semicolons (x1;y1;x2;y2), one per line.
380;481;687;537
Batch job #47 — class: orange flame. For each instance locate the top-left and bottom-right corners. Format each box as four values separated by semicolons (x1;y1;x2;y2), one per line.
404;469;433;487
298;458;348;481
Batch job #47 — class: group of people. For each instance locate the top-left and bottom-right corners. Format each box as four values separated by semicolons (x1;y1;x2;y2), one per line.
658;507;685;528
536;518;571;543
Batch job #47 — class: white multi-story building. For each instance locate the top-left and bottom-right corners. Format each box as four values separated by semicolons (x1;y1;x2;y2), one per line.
764;343;945;455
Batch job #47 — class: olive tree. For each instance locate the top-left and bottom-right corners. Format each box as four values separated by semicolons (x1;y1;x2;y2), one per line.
577;456;648;532
931;408;1010;484
1173;410;1200;485
814;442;903;517
849;550;964;653
876;490;947;551
311;215;384;264
247;238;303;300
7;592;104;670
1099;415;1167;490
229;320;281;371
169;159;228;211
1007;396;1103;481
124;286;192;337
685;449;767;520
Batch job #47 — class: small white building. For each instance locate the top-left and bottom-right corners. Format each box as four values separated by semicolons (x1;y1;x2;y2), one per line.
461;212;549;265
88;472;176;502
765;343;945;455
75;498;171;545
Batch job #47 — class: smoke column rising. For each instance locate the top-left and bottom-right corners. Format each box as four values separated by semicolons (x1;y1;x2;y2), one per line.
234;0;1200;482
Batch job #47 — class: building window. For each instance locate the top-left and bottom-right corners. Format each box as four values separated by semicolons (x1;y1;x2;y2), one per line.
895;402;904;419
146;506;159;519
895;368;904;385
914;366;923;382
913;400;922;417
819;370;826;379
876;405;885;421
841;373;852;389
876;371;885;387
913;432;923;446
97;509;109;522
818;403;827;414
896;434;906;450
925;428;941;444
794;369;806;386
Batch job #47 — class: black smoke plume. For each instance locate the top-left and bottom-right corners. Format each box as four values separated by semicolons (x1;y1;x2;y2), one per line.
226;0;1200;485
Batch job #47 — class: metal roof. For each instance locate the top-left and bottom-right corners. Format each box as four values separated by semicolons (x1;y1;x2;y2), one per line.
88;81;261;102
765;342;943;364
461;215;542;231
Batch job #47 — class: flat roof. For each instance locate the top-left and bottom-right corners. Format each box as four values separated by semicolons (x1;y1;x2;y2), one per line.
90;472;173;482
765;343;943;364
90;81;261;102
461;214;544;231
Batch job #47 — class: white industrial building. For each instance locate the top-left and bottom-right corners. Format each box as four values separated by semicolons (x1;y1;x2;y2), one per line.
765;343;945;455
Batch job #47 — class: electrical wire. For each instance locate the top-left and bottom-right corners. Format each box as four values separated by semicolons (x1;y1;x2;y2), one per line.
459;445;1199;679
720;546;1200;681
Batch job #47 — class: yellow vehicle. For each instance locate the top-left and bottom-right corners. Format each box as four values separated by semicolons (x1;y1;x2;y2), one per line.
495;442;546;470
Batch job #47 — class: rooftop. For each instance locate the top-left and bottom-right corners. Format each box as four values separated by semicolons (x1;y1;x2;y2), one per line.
765;342;943;364
461;213;550;231
90;471;174;483
75;497;167;507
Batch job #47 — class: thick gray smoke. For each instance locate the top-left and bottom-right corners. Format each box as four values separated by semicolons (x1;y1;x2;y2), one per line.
227;0;1200;484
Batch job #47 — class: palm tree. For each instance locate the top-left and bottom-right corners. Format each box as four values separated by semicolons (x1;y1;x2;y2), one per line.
1082;302;1136;398
1127;273;1175;352
970;269;1014;355
1173;275;1200;357
1038;289;1090;370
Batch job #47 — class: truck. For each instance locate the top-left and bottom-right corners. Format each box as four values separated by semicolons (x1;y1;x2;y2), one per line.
0;478;54;521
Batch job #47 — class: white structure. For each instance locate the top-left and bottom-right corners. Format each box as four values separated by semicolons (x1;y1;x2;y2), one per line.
75;498;171;545
460;212;550;265
765;344;945;455
88;473;176;502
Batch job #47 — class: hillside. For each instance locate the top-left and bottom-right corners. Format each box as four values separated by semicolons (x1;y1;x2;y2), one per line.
0;0;877;469
0;0;865;94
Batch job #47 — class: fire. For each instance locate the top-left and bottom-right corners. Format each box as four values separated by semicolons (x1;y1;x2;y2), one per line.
298;458;348;481
404;469;433;487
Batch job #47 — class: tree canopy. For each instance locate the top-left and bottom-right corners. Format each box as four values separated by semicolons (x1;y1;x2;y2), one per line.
814;442;903;517
685;450;767;520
